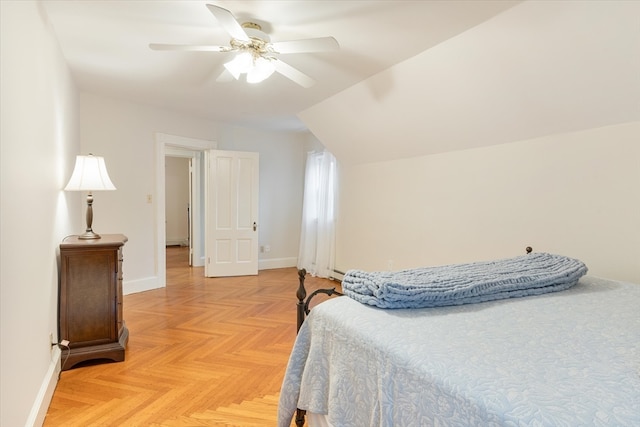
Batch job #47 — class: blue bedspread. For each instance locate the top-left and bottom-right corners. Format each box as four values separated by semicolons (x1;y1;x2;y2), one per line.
342;252;587;308
278;276;640;426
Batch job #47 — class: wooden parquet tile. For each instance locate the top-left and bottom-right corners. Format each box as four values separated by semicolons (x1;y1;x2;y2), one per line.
43;247;337;426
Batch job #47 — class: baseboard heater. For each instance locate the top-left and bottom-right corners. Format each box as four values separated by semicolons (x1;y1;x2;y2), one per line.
330;269;345;282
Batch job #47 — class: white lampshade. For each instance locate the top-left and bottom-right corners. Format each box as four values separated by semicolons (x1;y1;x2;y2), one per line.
65;154;116;191
247;57;275;84
65;154;116;240
224;52;253;80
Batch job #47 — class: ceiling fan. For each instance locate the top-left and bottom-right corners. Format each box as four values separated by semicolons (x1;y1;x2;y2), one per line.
149;4;339;88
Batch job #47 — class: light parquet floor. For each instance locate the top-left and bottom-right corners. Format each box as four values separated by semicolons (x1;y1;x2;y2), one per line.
44;247;337;426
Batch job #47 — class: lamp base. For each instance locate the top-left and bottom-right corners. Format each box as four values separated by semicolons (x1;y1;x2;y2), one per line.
78;230;101;240
78;193;101;239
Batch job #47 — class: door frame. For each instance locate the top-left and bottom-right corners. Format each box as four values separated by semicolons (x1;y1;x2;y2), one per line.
155;133;217;287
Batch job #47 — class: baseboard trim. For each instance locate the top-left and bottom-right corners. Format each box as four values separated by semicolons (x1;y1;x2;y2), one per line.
124;276;163;295
166;239;188;247
259;257;297;270
26;348;61;426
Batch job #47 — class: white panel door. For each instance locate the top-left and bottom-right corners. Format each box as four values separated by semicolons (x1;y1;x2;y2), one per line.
205;150;259;277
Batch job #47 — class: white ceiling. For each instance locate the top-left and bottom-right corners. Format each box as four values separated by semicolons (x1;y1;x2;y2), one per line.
301;0;640;164
42;0;520;132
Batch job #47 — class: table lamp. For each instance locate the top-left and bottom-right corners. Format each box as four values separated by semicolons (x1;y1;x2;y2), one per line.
64;154;116;239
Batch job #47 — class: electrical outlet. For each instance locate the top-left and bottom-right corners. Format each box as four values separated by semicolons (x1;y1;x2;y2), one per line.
264;244;271;252
49;332;54;356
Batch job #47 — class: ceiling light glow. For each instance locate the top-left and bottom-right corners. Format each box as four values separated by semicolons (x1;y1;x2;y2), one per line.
224;52;253;80
247;57;276;84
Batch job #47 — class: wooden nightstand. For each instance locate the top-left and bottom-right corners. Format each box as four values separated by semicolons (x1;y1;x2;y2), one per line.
58;234;129;370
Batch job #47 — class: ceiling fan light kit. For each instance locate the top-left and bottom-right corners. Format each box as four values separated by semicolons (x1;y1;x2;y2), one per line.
224;52;276;84
246;57;276;84
224;23;276;84
224;51;253;79
150;4;339;87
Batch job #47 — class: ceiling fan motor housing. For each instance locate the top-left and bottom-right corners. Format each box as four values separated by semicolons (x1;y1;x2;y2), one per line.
231;23;272;55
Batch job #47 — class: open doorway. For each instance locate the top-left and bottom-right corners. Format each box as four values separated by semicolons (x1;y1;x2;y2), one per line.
165;156;191;267
165;147;201;269
155;133;217;288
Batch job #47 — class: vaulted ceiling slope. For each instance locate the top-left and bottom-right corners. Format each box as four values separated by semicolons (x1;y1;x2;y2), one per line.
300;0;640;165
42;0;519;132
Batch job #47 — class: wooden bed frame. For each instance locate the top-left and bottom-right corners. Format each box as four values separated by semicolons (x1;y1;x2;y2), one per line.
292;246;533;426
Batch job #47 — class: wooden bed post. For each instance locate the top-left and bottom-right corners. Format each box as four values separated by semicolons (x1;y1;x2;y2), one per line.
295;409;307;427
295;269;307;426
296;268;307;333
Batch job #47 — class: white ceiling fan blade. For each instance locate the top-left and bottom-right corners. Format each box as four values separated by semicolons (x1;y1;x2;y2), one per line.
272;59;316;88
206;4;250;42
271;37;339;54
149;43;229;52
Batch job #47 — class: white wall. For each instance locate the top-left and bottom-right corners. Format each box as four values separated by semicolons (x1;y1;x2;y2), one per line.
0;1;81;425
337;122;640;283
80;94;307;291
300;0;640;285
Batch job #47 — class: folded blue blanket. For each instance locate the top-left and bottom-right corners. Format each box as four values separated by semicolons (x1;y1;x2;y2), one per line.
342;253;588;309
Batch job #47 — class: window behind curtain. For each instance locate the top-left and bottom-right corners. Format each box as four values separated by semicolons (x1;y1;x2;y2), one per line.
297;151;337;278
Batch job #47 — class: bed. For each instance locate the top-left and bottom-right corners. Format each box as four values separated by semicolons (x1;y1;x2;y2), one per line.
278;252;640;426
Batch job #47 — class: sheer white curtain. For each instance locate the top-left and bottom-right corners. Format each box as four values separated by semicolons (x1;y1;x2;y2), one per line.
297;151;337;278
